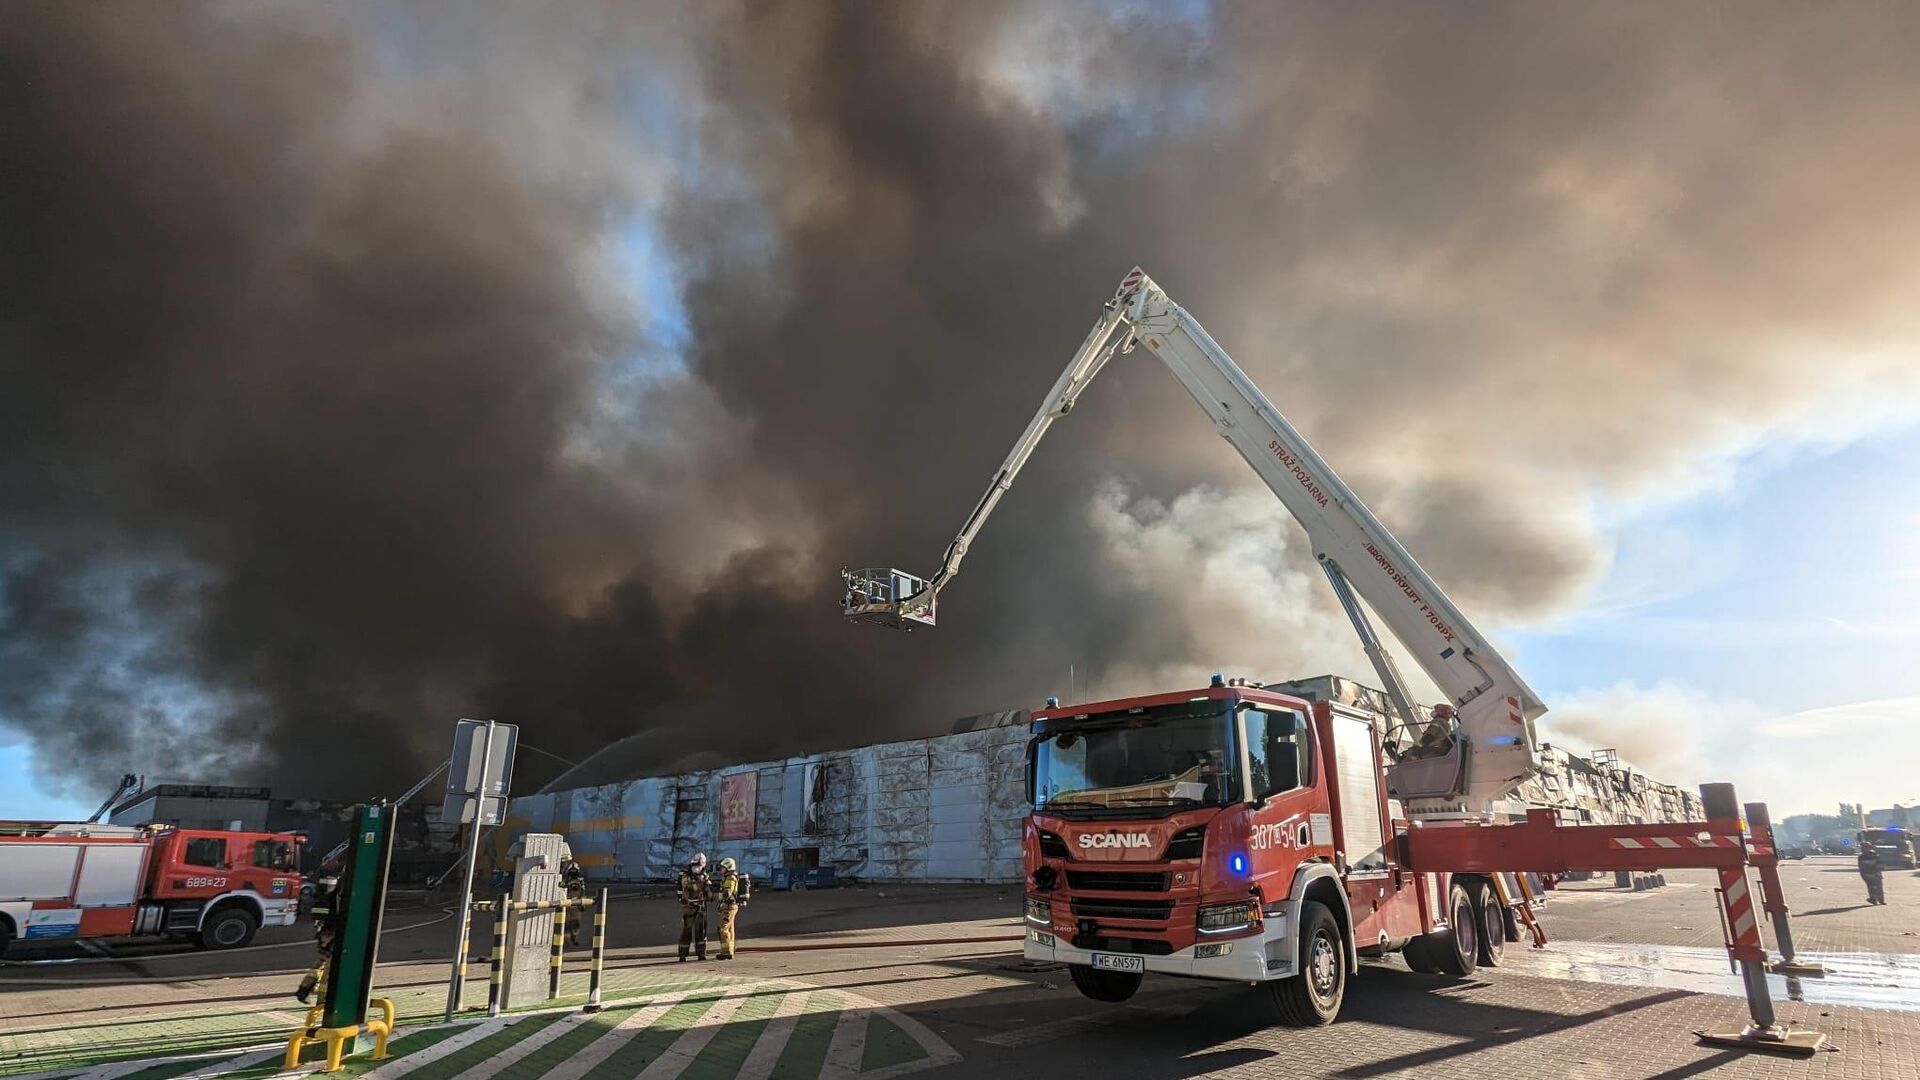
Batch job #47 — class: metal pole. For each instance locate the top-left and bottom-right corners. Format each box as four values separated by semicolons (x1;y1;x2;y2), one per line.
548;904;565;1000
585;888;606;1013
487;893;508;1017
458;904;473;989
1743;801;1802;964
444;719;497;1022
1739;961;1777;1030
395;760;452;809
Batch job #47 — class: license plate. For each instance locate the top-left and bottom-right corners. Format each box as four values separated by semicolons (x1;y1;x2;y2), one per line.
1090;953;1144;973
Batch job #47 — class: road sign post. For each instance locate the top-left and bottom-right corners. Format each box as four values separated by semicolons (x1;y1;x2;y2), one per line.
442;718;517;1021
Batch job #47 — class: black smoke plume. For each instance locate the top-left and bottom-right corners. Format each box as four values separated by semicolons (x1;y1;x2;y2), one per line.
6;4;1920;800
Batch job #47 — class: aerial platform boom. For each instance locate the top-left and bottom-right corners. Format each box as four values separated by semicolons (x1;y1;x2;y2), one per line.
843;268;1543;815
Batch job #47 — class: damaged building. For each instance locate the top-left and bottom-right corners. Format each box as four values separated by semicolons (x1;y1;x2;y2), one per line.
503;695;1704;884
503;711;1030;883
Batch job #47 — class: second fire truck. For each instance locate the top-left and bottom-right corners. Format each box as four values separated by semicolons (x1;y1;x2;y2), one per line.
0;822;304;954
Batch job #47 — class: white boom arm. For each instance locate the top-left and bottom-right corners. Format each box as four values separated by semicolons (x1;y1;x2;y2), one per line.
844;268;1546;814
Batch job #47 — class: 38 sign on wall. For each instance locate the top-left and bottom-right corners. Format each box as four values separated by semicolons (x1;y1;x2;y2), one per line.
719;771;758;840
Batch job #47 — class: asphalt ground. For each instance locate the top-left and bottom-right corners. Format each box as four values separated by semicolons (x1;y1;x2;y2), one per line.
1;858;1915;1079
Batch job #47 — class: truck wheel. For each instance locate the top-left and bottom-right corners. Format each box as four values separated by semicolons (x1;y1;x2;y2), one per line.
1412;882;1478;977
1067;964;1143;1003
1401;934;1440;973
1268;900;1345;1026
200;907;259;950
0;917;13;957
1467;880;1506;967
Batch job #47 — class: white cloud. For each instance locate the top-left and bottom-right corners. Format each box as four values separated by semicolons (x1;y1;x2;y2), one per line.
1532;611;1920;650
1539;681;1757;781
1542;682;1920;817
1757;696;1920;739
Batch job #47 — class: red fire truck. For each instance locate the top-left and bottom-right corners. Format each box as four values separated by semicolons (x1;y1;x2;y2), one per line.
843;268;1820;1050
0;823;303;954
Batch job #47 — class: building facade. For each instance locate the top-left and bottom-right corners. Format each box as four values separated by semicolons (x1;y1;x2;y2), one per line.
506;707;1705;885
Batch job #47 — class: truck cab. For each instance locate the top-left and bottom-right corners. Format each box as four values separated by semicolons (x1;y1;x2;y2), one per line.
0;825;302;954
144;829;304;947
1857;828;1916;869
1023;675;1503;1025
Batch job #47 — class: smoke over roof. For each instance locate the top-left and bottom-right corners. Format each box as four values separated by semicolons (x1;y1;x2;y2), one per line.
6;4;1920;800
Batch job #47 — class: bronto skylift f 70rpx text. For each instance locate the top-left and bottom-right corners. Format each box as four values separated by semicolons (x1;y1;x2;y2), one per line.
843;268;1824;1053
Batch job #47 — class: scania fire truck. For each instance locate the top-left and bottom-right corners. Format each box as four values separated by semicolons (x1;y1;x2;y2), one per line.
0;823;303;954
842;268;1822;1050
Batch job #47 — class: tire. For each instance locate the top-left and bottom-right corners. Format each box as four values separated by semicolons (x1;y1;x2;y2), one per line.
1268;900;1346;1026
0;917;13;958
1068;964;1143;1003
1468;880;1506;967
1413;882;1478;977
1401;933;1439;973
200;907;259;950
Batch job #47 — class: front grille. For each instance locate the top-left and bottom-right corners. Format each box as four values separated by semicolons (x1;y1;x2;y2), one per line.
1071;896;1174;921
1163;826;1205;861
1067;870;1169;892
1074;934;1176;956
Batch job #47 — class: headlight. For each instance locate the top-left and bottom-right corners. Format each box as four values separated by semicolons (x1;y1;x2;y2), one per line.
1196;899;1258;935
1025;896;1052;925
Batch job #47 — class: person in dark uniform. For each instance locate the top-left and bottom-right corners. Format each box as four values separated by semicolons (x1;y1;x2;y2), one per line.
560;858;588;946
677;853;711;961
1859;844;1886;905
294;872;342;1004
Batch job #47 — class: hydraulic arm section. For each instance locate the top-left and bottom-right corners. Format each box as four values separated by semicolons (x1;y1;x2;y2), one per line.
843;268;1543;816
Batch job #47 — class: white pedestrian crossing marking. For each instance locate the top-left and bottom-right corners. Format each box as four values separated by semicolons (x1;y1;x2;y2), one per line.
633;984;759;1079
818;1005;872;1079
32;975;960;1080
166;1047;288;1080
540;991;694;1080
860;1004;964;1079
735;988;813;1080
457;1009;601;1080
359;1016;505;1080
70;1058;179;1080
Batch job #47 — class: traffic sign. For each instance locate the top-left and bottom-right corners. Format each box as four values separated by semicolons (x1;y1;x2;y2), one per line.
442;719;517;826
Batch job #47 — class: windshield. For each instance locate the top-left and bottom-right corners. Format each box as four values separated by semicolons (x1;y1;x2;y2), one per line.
1861;830;1908;847
1033;703;1237;814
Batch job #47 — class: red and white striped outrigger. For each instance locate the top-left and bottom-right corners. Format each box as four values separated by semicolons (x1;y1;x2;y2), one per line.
1405;783;1828;1054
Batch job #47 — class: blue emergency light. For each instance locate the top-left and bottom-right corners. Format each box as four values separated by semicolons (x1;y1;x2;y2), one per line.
1229;853;1248;875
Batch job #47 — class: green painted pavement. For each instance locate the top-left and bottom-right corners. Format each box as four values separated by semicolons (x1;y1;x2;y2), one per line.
1;979;954;1080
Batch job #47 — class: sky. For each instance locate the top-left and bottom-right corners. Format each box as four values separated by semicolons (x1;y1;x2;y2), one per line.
1513;422;1920;817
5;3;1920;822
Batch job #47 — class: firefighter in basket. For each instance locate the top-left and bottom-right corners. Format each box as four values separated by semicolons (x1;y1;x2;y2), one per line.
713;857;751;959
294;867;343;1004
677;853;711;961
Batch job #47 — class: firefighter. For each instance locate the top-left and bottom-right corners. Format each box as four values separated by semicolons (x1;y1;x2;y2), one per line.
560;857;588;946
1858;844;1886;906
677;853;711;961
294;871;342;1004
713;857;750;960
1410;702;1456;757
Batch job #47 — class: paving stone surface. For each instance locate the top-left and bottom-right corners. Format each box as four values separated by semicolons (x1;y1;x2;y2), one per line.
1;866;1914;1078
